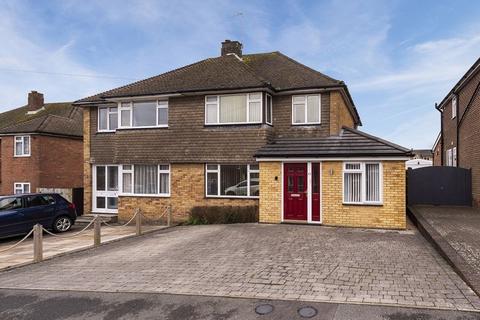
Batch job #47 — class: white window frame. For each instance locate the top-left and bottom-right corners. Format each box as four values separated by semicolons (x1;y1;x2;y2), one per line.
453;147;457;166
98;107;118;132
14;182;30;194
118;100;169;129
266;93;273;125
446;148;453;166
205;164;259;198
291;94;322;125
452;95;457;119
119;164;170;197
342;162;383;205
204;92;263;125
14;135;31;157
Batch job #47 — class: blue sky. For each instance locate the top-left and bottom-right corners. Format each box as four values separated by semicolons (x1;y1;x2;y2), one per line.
1;0;479;149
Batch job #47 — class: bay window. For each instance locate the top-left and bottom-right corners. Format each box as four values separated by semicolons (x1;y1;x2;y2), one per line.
14;135;30;156
292;94;321;124
98;107;118;131
119;100;168;129
343;162;382;204
206;164;259;197
120;164;170;196
205;93;262;125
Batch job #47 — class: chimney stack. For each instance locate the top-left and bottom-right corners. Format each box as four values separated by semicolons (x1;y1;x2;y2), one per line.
27;91;44;111
221;40;243;57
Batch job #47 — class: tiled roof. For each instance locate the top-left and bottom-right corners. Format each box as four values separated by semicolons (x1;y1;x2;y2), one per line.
0;103;82;137
255;127;411;158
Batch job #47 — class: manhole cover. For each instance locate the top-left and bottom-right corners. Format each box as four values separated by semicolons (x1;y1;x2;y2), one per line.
298;306;317;318
255;304;274;315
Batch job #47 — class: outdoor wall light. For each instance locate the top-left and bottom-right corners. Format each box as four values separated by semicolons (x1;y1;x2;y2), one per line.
329;169;334;175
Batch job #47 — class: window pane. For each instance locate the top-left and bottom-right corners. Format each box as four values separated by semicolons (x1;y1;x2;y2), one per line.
293;104;305;123
249;101;261;122
107;197;118;209
307;95;320;122
134;165;158;194
107;166;118;191
96;167;106;191
15;141;22;155
24;184;30;193
293;96;305;103
26;195;49;207
123;172;132;193
96;197;106;209
206;104;217;123
249;93;261;100
0;198;22;210
220;165;247;196
109;112;118;130
133;102;156;127
159;164;169;171
99;108;108;130
157;107;168;125
206;96;217;103
121;109;131;127
207;172;218;195
207;164;218;171
250;172;259;196
219;95;247;123
298;176;305;192
345;163;361;170
23;137;30;154
365;164;380;202
344;172;362;203
123;165;132;171
250;164;259;171
312;164;319;193
266;95;272;124
159;172;169;194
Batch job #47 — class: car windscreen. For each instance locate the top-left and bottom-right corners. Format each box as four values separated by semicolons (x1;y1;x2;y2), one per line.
0;197;23;211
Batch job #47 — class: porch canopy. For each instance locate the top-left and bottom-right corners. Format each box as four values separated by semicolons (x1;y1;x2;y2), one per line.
255;127;412;159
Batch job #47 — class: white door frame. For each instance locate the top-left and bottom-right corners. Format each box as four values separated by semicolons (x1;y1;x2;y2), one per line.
92;165;119;214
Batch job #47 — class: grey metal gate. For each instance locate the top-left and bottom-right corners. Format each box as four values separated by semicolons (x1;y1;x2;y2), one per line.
407;167;472;206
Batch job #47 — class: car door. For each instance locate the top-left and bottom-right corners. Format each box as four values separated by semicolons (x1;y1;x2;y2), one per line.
0;197;26;237
23;195;57;229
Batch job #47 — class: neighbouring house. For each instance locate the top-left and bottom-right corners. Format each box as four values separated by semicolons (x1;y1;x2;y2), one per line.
0;91;84;211
435;57;480;206
432;132;442;166
412;149;433;161
406;149;433;169
75;40;411;229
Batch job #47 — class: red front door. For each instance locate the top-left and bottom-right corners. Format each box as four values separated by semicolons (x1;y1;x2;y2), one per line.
284;163;307;221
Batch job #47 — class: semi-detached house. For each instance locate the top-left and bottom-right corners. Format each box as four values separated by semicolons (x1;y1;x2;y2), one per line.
75;40;410;229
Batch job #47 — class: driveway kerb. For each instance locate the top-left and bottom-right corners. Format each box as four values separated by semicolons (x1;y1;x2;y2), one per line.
0;225;176;273
408;206;480;297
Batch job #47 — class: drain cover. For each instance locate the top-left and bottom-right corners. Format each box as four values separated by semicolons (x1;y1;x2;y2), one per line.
298;306;318;318
255;304;274;315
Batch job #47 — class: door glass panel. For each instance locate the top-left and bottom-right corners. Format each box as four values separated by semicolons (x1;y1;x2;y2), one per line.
287;176;294;192
96;197;106;209
298;176;305;192
313;164;319;193
107;166;118;191
96;167;106;191
107;197;118;209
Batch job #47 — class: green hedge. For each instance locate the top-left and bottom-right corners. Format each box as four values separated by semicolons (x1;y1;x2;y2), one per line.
187;206;258;225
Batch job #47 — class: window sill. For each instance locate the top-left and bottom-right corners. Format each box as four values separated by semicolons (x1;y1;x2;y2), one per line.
14;154;31;158
291;122;322;126
206;195;259;200
117;126;168;130
204;122;262;127
119;194;170;198
342;202;383;206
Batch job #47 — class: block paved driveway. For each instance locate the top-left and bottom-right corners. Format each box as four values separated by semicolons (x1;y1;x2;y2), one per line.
0;224;479;311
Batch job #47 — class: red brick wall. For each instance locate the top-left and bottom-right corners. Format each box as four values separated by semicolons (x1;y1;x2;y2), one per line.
433;137;442;166
38;135;83;188
0;134;83;196
441;96;457;160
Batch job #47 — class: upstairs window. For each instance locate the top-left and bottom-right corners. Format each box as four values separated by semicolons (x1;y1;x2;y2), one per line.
292;94;321;124
205;93;262;125
452;95;457;119
14;182;30;194
266;94;273;125
14;135;30;157
98;107;118;132
343;162;382;205
119;100;168;129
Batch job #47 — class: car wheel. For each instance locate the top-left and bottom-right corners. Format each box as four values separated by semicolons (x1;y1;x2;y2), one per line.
53;216;72;233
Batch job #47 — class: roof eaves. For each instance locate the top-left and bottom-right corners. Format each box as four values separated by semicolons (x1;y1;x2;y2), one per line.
341;126;411;154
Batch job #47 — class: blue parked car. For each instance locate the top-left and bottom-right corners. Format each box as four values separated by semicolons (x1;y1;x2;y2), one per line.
0;193;77;239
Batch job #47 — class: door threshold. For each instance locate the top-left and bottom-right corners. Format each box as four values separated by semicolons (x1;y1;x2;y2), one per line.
282;220;322;225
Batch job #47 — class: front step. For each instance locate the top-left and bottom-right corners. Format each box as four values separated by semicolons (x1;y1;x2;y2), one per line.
76;214;118;225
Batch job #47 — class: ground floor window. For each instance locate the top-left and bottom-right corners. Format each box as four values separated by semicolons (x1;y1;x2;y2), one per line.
206;164;259;198
14;182;30;194
121;164;170;196
343;162;382;204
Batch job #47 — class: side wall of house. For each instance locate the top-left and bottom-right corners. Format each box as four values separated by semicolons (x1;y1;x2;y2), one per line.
433;138;442;166
38;135;83;188
330;91;355;135
0;135;41;195
117;163;258;222
441;96;457;159
83;107;92;215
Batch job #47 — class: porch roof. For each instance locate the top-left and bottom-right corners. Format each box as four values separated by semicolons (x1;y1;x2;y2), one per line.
255;127;412;158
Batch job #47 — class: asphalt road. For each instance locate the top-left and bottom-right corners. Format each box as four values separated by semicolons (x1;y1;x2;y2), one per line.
0;289;479;320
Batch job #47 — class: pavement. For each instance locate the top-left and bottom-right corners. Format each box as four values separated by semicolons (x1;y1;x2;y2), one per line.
0;223;478;311
409;205;480;297
0;223;165;270
1;289;480;320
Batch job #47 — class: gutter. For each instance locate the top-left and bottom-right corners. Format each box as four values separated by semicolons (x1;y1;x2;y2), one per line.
435;102;444;165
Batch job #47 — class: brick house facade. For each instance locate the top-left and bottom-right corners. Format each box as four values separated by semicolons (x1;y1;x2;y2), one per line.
77;40;410;229
435;57;480;206
0;91;83;204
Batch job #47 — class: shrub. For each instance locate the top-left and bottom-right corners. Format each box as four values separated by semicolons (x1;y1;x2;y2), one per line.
187;206;258;225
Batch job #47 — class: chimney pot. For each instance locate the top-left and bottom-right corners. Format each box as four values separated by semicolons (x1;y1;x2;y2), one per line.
221;40;243;57
28;91;44;111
